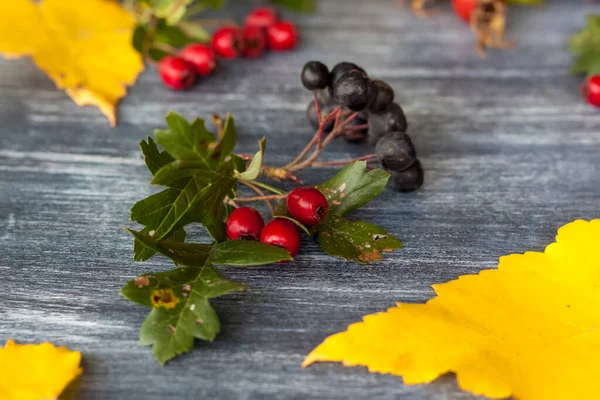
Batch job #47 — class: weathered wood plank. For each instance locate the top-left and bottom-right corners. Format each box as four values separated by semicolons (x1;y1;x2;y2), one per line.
0;0;599;398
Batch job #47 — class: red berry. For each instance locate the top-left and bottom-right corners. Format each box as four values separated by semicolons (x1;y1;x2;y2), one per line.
212;26;245;59
180;43;216;76
260;219;301;258
267;21;298;51
158;56;196;90
242;25;267;58
226;207;265;240
245;7;279;30
584;75;600;107
452;0;477;23
286;187;328;226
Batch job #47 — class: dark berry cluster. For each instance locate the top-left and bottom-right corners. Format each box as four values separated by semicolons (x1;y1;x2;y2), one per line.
301;61;424;192
159;7;298;90
225;187;329;258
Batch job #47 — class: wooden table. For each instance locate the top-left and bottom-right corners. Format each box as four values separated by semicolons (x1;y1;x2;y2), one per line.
1;1;599;398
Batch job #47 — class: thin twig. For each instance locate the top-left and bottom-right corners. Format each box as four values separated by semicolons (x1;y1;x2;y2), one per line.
311;154;377;167
234;193;288;202
239;181;276;214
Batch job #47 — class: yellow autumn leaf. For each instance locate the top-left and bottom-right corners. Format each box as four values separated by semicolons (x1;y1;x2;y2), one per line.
304;219;600;400
0;339;82;400
0;0;144;126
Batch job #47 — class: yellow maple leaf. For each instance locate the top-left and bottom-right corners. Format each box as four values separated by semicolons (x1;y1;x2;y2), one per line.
0;339;82;400
0;0;144;126
304;219;600;400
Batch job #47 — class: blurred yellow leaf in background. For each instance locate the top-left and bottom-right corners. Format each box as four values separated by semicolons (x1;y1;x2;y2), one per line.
0;0;144;126
304;219;600;400
0;339;82;400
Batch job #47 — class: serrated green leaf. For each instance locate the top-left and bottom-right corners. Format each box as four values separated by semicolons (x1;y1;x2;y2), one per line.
155;112;218;166
126;228;213;266
128;262;245;364
569;15;600;77
213;114;237;163
134;226;186;261
237;137;266;181
140;137;174;175
316;161;390;216
318;215;402;264
209;240;292;266
151;160;217;186
270;0;316;12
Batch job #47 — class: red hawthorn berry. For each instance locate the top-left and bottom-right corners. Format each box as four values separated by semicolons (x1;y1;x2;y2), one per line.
242;25;267;58
180;43;216;76
245;7;279;30
158;56;196;90
286;187;328;226
260;219;301;258
226;207;265;240
267;21;298;51
212;26;245;59
584;75;600;108
452;0;477;23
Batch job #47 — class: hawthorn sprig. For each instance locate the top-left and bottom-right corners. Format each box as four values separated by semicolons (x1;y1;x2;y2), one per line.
122;109;402;364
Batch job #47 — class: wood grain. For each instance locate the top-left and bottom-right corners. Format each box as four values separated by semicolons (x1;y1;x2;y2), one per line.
1;0;599;398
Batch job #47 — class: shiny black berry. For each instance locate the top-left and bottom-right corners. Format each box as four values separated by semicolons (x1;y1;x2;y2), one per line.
330;62;366;87
369;80;395;113
376;131;417;172
307;100;335;132
301;61;330;90
333;70;375;112
388;160;424;192
367;102;407;146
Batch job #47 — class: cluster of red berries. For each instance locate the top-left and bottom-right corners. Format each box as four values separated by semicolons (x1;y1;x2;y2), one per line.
225;187;328;259
158;7;298;90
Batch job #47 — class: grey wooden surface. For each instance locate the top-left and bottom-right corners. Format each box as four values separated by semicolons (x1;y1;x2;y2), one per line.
1;0;600;399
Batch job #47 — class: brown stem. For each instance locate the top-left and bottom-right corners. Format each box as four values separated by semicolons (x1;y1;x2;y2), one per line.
234;194;288;202
196;18;238;27
151;42;179;55
239;181;275;214
223;196;240;208
313;91;323;124
288;111;360;172
284;106;342;170
311;154;377;167
344;123;368;132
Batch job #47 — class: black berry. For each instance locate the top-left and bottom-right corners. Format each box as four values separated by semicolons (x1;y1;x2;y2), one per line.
307;100;336;132
369;80;395;113
330;62;366;87
367;102;407;145
333;70;373;112
376;131;417;172
388;160;424;192
301;61;330;90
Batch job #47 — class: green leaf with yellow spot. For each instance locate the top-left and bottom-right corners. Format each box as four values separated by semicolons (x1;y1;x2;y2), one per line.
318;215;402;264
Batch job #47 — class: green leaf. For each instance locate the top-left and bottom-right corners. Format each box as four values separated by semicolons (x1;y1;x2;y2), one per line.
126;228;213;266
270;0;316;12
134;226;186;262
155;113;217;163
237;137;266;181
132;25;147;54
178;21;211;43
150;160;217;186
318;215;402;264
209;240;292;266
122;262;245;364
569;15;600;77
213;114;237;164
316;161;390;216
